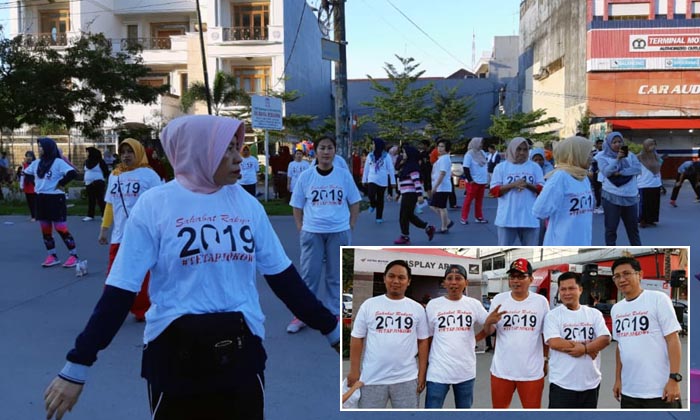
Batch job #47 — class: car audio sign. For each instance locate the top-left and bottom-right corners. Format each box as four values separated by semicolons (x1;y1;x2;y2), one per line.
630;34;700;52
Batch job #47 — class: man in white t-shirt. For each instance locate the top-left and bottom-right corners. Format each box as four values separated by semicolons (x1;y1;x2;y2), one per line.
482;258;549;408
544;272;611;408
347;260;429;408
425;264;489;408
611;256;683;409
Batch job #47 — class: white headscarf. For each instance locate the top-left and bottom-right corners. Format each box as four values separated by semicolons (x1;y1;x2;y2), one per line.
467;137;486;166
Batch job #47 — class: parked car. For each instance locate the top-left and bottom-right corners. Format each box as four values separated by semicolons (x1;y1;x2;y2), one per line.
450;154;464;186
342;293;353;316
673;299;688;335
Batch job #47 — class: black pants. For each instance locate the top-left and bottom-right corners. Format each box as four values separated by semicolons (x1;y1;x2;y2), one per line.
621;393;682;409
638;187;660;224
25;192;37;218
670;173;699;201
242;183;256;197
85;180;106;218
367;183;386;219
548;383;599;408
591;175;602;207
399;192;428;236
149;373;265;420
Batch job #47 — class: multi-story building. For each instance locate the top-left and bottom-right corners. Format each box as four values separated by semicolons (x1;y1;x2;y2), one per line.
7;0;332;139
520;0;700;176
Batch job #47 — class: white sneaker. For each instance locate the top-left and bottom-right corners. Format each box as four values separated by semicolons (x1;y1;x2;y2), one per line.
286;317;306;333
82;217;94;222
593;207;604;214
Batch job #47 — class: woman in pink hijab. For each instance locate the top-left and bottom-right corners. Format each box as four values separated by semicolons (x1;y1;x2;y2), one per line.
44;115;340;420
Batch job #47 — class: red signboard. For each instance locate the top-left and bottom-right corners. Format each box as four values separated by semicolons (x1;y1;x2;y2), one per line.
588;28;700;59
587;71;700;117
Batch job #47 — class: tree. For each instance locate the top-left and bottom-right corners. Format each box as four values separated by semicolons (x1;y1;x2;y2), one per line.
425;86;475;151
0;30;168;138
180;71;250;116
576;107;592;138
487;108;560;145
361;55;433;144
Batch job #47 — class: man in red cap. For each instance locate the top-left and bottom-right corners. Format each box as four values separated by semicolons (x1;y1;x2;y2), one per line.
482;258;550;408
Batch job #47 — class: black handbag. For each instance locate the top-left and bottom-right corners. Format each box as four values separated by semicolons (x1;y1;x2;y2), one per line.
141;312;266;395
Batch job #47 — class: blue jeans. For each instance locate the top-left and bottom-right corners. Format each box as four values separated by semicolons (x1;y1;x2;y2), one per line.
425;379;475;408
299;230;351;316
497;227;539;246
602;198;641;245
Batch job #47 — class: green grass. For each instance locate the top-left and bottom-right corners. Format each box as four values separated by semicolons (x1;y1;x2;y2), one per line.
0;197;293;216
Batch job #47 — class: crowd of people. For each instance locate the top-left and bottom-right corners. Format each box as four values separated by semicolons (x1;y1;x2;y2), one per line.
345;256;684;410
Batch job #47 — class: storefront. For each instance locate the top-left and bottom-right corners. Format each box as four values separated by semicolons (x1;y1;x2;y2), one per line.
587;22;700;177
350;248;483;319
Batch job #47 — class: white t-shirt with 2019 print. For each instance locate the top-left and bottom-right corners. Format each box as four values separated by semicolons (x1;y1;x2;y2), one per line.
106;180;291;344
351;295;429;385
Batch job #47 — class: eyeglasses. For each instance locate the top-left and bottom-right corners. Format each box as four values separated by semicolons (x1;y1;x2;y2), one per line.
612;270;639;281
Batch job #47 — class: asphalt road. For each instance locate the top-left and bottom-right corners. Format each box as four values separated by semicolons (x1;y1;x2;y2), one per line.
0;179;697;419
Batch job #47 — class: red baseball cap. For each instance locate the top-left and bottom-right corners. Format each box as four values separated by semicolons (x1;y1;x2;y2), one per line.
507;258;533;275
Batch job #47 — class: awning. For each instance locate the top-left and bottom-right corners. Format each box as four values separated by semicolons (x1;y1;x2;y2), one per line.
607;118;700;130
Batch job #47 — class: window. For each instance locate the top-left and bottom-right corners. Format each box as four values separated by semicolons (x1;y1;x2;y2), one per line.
233;66;270;95
138;74;168;87
482;258;493;272
149;22;188;49
40;10;69;45
608;2;649;20
232;2;270;40
493;255;506;270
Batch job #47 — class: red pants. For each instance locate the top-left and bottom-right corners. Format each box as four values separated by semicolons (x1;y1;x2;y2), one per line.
107;243;151;320
461;182;486;220
490;374;544;408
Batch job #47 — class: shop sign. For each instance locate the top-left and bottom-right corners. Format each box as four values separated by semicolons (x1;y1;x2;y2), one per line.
630;34;700;52
664;58;700;69
610;58;646;69
638;84;700;95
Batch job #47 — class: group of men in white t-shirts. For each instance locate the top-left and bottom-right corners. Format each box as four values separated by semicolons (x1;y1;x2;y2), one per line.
345;256;684;410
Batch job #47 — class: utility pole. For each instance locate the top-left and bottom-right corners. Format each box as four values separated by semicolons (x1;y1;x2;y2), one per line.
195;0;212;115
333;0;349;165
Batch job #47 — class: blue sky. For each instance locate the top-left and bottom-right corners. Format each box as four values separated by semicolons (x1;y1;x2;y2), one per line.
345;0;522;79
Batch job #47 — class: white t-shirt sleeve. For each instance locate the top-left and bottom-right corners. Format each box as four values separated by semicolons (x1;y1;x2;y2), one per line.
251;200;292;275
543;310;558;342
656;292;682;336
351;300;368;338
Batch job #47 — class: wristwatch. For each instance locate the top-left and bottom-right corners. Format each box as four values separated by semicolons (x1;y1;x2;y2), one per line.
669;373;682;382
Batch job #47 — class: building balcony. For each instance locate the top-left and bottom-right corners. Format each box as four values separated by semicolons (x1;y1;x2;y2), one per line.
223;26;268;41
20;32;69;47
208;25;283;45
120;37;175;51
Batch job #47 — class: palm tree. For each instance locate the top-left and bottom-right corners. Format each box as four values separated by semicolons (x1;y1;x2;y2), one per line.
180;71;250;116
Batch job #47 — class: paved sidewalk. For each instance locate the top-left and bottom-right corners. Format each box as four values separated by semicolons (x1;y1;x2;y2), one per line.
0;179;697;419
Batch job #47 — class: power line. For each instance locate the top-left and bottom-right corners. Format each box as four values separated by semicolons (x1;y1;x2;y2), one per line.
354;0;452;76
272;0;306;90
384;0;470;69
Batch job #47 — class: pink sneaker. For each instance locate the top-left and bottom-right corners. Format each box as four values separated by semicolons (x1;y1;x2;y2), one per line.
286;317;306;333
393;235;411;245
42;254;60;267
62;255;79;268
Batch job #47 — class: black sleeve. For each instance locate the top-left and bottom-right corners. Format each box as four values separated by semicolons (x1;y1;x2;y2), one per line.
264;264;337;335
65;285;136;366
57;169;77;187
100;161;110;179
463;167;473;183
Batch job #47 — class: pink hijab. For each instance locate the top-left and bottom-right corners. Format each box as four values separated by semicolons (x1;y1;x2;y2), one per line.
160;115;245;193
506;137;529;163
